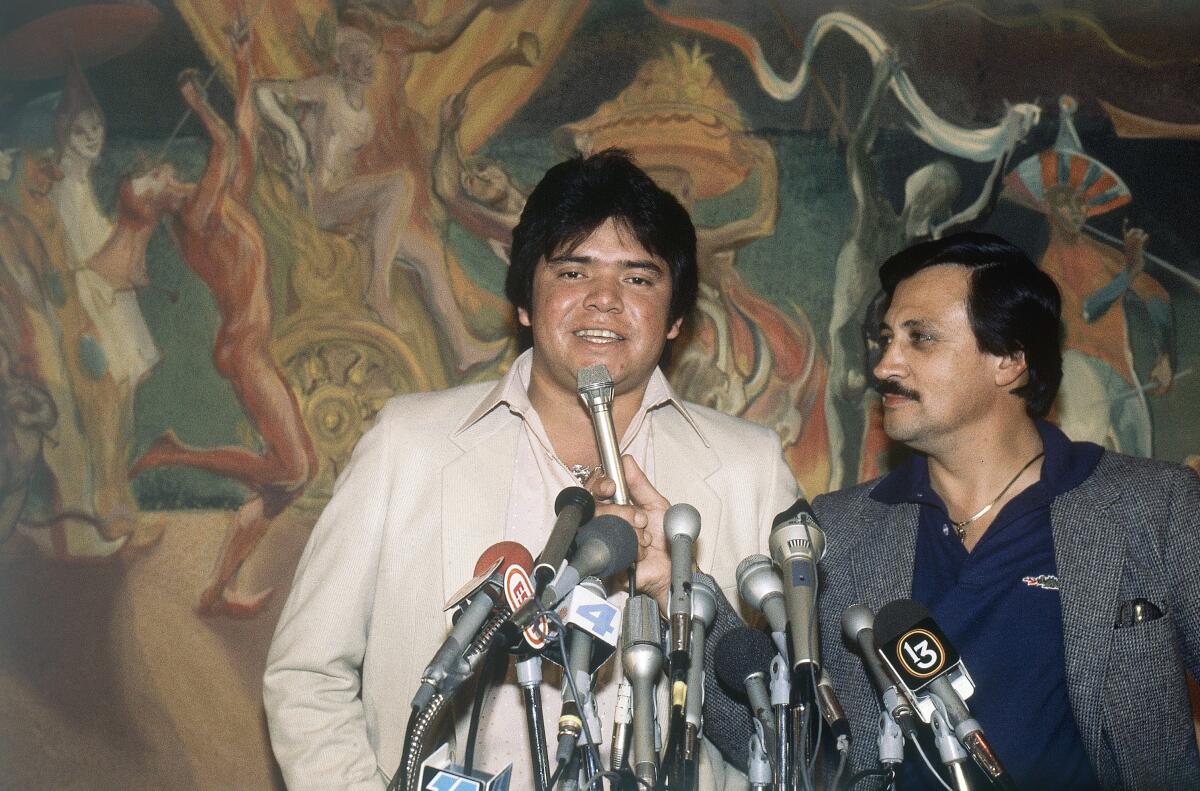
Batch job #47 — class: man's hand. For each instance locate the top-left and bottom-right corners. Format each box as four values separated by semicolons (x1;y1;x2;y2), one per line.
587;455;672;612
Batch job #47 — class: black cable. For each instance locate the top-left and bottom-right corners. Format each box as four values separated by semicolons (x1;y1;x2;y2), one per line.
463;642;503;772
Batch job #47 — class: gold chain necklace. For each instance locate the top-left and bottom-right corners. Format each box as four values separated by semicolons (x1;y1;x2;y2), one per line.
949;451;1045;539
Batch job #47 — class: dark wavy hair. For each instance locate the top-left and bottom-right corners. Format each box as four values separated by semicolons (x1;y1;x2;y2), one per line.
878;231;1064;418
505;149;698;333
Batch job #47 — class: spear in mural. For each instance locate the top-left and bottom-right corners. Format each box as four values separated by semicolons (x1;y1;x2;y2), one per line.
1080;224;1200;295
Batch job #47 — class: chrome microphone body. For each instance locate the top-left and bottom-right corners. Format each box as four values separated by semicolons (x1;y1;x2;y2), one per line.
622;594;663;787
576;364;629;504
736;554;789;659
767;499;827;697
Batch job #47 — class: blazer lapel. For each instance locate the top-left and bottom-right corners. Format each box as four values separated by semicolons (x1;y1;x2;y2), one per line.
440;413;520;611
849;496;918;612
1051;476;1124;761
653;408;722;572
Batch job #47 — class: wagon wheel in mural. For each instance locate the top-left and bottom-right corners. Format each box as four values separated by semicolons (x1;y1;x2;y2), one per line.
273;316;430;506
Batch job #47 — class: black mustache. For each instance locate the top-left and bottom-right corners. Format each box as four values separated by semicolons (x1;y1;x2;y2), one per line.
876;379;920;401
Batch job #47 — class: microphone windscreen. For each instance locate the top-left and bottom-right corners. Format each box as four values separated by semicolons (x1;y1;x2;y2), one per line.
873;598;933;646
575;515;638;578
554;486;596;523
771;497;818;530
473;540;534;577
576;363;612;391
713;626;777;698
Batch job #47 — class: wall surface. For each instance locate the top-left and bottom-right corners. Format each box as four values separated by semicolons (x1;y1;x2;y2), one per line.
1;0;1197;787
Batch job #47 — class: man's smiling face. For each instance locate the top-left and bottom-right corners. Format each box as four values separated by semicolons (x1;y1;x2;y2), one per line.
519;217;681;401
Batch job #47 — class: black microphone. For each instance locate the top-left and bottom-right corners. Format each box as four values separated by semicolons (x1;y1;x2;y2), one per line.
840;604;921;743
539;515;638;607
767;499;827;696
534;486;595;592
875;599;1017;791
714;626;779;758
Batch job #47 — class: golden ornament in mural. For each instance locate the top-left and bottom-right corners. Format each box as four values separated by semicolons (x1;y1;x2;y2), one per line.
558;41;753;201
274;315;430;505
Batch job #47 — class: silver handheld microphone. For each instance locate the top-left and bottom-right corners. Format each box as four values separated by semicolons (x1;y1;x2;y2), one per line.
664;503;701;657
577;364;629;504
736;554;789;659
622;594;662;787
767;499;827;682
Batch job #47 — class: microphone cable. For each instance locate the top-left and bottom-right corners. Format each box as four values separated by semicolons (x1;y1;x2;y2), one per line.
463;641;508;773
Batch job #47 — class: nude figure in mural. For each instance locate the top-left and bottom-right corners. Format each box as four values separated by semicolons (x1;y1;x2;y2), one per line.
129;28;316;616
255;3;509;372
824;53;1035;488
50;58;163;546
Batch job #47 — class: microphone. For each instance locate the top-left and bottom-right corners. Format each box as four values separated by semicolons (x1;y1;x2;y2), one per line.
534;486;595;592
816;670;851;747
874;599;1017;791
622;594;663;787
555;577;608;766
413;542;534;709
539;516;639;608
767;499;827;695
685;576;717;733
840;604;920;742
714;627;778;757
735;554;789;659
664;503;701;662
576;364;629;504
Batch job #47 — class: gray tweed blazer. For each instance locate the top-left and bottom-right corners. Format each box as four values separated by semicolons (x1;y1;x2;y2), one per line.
814;451;1200;790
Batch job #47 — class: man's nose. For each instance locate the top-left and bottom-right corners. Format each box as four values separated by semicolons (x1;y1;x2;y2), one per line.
585;275;623;312
873;341;905;382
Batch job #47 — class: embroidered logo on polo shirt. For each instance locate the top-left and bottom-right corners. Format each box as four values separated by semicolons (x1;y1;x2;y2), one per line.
1022;574;1060;591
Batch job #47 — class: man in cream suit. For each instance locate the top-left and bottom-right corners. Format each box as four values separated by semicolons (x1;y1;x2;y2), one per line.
264;151;798;790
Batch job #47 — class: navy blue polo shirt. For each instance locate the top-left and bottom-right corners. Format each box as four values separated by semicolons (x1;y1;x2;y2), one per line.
871;421;1103;790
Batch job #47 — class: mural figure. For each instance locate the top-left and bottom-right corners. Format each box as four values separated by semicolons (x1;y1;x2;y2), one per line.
1004;97;1175;456
0;150;127;559
254;13;506;372
49;58;163;547
824;53;1035;488
431;35;539;260
646;9;1042;488
129;26;316;616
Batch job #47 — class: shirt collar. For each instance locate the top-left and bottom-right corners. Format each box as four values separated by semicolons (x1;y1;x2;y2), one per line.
453;348;708;445
870;420;1104;506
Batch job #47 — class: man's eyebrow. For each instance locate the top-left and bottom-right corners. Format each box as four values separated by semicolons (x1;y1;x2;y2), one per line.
547;255;664;273
878;317;938;333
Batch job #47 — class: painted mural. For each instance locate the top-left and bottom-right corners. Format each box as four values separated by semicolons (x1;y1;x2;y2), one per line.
1;1;1197;787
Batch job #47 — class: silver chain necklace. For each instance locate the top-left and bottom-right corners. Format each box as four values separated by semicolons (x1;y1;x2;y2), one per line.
949;451;1045;540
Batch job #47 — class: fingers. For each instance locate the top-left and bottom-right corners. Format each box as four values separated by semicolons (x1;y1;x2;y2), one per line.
621;454;668;510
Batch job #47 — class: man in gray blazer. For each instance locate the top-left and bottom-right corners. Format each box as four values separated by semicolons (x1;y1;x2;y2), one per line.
814;232;1200;789
264;150;797;790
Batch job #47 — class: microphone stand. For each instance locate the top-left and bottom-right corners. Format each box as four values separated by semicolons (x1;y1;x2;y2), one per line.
930;707;973;791
517;654;552;791
769;655;791;791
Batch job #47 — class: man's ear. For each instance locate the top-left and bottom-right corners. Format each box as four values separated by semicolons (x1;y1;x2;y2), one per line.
666;316;683;341
517;306;531;328
996;349;1029;388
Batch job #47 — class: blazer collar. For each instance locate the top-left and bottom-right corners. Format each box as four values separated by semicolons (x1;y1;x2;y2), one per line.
651;407;722;571
847;489;919;612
